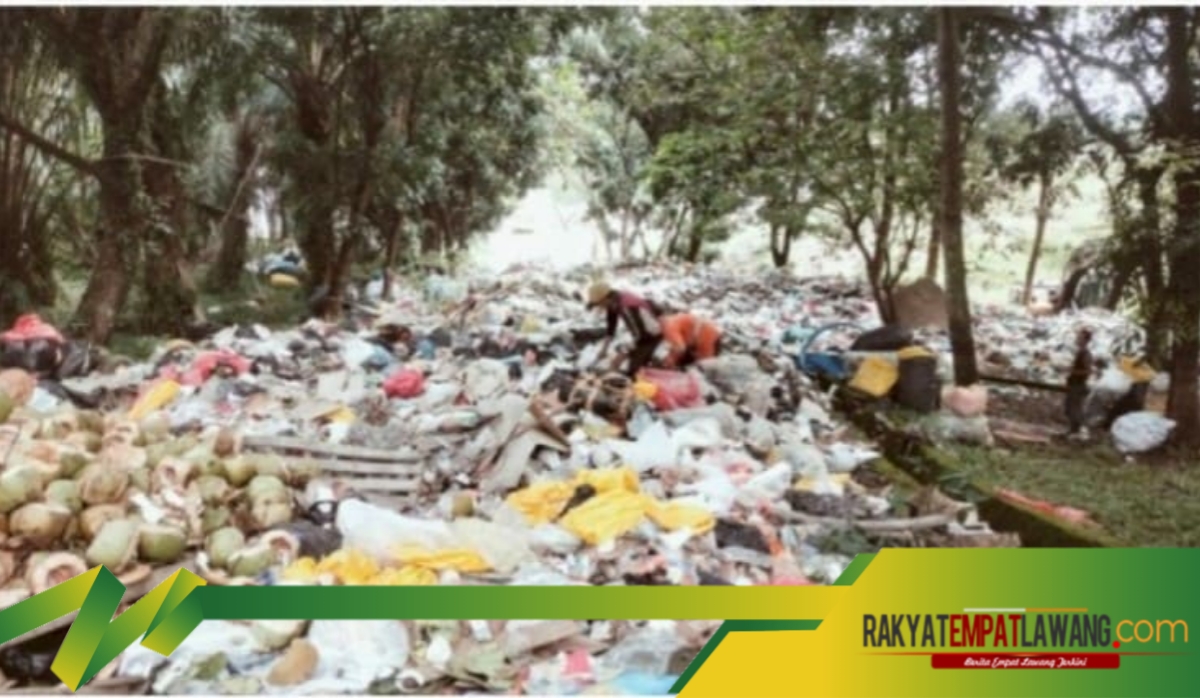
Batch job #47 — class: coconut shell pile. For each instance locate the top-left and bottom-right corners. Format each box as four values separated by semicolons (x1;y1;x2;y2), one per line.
0;400;334;606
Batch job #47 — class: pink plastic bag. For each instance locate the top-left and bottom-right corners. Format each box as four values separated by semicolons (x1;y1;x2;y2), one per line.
942;384;988;418
638;368;704;411
384;368;425;399
1;314;63;344
161;350;252;386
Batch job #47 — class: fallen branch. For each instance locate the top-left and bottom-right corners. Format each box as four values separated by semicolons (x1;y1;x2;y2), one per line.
769;505;957;532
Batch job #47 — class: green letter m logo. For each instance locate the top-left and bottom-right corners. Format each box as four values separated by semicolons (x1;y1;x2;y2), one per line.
0;566;205;691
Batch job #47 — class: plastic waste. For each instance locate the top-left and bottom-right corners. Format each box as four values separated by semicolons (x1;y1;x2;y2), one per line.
335;499;458;564
465;359;512;402
1;314;63;343
1111;411;1175;454
638;368;703;411
625;403;657;440
922;413;992;446
416;410;484;433
507;468;640;525
25;387;61;413
606;420;676;473
596;623;689;677
645;499;715;536
849;355;898;398
128;379;182;420
559;489;652;549
1094;365;1133;397
305;619;412;692
449;517;535;574
735;462;792;506
824;442;880;473
269;273;301;289
416;338;437;360
1118;356;1156;384
341;338;381;370
942;384;987;418
383;368;425;399
670;418;723;453
0;315;63;375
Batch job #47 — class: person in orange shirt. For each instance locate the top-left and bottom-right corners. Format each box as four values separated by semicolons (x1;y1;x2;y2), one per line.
660;313;723;369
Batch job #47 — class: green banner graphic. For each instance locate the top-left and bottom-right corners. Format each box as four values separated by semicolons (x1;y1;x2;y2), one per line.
2;550;1195;695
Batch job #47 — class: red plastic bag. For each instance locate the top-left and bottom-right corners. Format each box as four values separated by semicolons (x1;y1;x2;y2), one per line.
1;314;63;344
160;349;252;386
638;368;703;411
384;368;425;399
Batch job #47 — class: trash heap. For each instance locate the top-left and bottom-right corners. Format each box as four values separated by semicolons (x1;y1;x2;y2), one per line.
0;264;1150;694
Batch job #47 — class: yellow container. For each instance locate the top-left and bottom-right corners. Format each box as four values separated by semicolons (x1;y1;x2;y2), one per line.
269;273;301;289
849;356;899;398
897;346;935;360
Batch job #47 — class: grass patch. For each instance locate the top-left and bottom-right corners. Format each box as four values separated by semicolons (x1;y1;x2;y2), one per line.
943;442;1200;547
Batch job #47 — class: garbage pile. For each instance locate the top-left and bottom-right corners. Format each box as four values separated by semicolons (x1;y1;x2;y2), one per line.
0;264;1151;693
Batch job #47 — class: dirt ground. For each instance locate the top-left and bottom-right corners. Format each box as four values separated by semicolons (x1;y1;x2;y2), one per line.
987;387;1069;430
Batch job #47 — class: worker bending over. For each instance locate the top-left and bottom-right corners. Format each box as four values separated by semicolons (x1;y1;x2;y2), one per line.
660;313;723;369
586;282;663;376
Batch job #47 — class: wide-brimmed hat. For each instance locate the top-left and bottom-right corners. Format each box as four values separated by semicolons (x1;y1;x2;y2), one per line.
586;282;612;308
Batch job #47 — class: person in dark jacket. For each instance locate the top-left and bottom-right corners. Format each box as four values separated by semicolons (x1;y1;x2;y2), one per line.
1065;327;1093;435
586;282;663;377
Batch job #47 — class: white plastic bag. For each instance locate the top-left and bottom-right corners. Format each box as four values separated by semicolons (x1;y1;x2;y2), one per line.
825;442;881;473
1093;365;1133;397
1112;411;1175;454
336;499;456;563
606;420;675;472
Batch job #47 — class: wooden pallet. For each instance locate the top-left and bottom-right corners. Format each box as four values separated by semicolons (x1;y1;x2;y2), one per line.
241;435;423;504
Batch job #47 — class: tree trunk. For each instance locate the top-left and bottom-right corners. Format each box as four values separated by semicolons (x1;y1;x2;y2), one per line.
770;223;793;268
1162;8;1200;447
299;202;336;290
867;262;895;325
73;129;148;344
685;223;703;263
924;217;941;281
141;88;201;336
1021;174;1052;306
208;120;259;291
380;209;401;300
1135;167;1168;364
938;7;978;386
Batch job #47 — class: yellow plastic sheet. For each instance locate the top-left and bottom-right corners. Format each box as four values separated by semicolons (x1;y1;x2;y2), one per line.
371;566;437;586
507;467;713;545
1119;356;1156;384
646;500;715;535
323;406;356;424
559;490;651;546
794;472;853;493
849;356;899;398
393;546;491;573
283;549;441;586
505;467;640;525
128;380;182;421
